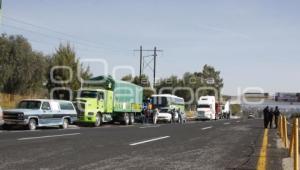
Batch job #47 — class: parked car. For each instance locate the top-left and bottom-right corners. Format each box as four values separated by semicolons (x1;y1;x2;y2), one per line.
2;99;77;130
155;108;179;123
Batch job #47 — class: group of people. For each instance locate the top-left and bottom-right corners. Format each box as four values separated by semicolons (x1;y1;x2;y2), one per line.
263;106;281;129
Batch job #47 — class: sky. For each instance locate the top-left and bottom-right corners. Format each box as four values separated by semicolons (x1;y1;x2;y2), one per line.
1;0;300;95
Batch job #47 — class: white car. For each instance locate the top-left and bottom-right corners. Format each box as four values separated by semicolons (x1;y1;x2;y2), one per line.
155;109;178;123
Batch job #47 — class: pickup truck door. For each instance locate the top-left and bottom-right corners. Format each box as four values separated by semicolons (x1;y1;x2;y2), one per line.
40;102;53;125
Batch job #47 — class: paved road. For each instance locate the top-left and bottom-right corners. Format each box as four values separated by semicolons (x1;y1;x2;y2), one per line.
0;119;270;170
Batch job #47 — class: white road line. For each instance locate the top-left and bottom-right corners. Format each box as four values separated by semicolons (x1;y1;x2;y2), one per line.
59;127;81;130
130;136;170;146
10;130;41;133
140;125;160;129
17;133;81;141
201;126;213;130
224;122;231;125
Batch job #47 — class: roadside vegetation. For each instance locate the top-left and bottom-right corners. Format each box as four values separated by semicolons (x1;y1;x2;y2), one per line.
0;33;224;110
0;34;92;108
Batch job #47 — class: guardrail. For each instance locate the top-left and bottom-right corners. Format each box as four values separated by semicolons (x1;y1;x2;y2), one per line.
278;115;299;170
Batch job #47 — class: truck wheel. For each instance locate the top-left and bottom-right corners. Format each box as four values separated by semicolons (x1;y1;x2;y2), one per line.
28;119;37;130
94;114;101;127
123;113;129;125
129;113;135;125
60;118;69;129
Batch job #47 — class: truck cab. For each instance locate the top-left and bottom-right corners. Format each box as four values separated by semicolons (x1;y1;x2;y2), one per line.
75;89;113;126
197;96;216;120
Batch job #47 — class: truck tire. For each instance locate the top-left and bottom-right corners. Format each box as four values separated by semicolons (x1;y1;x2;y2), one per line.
123;113;129;125
94;114;101;127
60;118;69;129
28;119;37;130
129;113;134;125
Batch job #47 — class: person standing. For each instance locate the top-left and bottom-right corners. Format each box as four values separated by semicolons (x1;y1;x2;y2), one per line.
171;108;176;123
274;106;280;129
153;108;159;124
178;108;182;124
269;107;274;128
263;106;269;128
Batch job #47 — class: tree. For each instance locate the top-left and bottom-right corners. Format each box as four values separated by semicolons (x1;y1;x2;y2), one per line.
195;64;224;98
121;74;151;87
0;34;48;95
47;43;92;99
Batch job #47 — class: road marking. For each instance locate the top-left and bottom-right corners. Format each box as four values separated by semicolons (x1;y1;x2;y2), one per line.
224;122;231;125
59;127;80;130
140;125;160;129
10;130;41;133
257;129;268;170
130;136;170;146
201;126;213;130
17;133;81;141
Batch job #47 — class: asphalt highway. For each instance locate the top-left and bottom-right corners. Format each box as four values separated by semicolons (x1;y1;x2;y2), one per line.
0;119;270;170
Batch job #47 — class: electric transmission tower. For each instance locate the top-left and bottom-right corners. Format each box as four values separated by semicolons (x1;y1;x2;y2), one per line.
134;46;163;88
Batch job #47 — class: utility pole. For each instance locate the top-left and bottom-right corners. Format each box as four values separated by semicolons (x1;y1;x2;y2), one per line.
134;46;162;88
139;46;142;85
153;47;157;88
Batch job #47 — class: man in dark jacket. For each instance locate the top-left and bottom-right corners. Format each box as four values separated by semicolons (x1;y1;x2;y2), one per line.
263;106;269;128
269;107;274;128
274;106;280;129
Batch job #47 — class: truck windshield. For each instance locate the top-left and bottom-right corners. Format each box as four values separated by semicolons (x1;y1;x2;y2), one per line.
18;101;42;109
152;97;169;108
197;104;210;108
79;91;97;98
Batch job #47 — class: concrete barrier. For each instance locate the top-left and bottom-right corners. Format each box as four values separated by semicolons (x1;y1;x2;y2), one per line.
279;115;299;170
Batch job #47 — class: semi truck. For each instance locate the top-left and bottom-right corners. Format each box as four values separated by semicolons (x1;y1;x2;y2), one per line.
196;96;222;120
75;76;143;126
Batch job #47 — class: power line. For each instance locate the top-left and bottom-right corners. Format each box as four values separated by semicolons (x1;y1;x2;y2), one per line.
1;25;118;57
3;15;125;52
1;23;122;55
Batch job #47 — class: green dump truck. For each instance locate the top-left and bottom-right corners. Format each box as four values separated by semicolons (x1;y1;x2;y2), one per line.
75;76;143;126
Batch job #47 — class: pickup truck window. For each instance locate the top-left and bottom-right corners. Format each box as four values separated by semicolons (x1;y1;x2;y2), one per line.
41;102;51;110
18;101;41;109
50;102;60;111
59;102;74;110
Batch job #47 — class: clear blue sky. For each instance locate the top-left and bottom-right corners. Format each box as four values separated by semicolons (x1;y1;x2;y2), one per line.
1;0;300;95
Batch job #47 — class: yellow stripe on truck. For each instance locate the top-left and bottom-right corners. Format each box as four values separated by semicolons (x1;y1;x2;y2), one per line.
257;129;268;170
